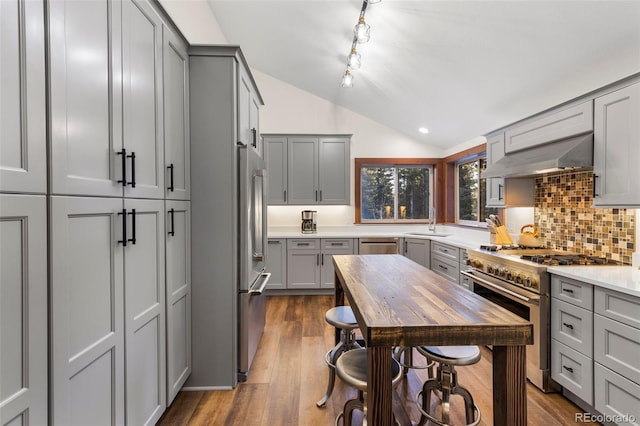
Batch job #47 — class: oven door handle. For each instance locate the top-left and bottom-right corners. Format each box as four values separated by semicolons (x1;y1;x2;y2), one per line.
461;270;538;305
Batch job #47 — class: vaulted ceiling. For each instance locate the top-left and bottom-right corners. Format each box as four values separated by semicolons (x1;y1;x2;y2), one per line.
168;1;640;149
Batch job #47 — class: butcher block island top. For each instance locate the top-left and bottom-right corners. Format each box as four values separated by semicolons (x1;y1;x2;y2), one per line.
332;254;533;426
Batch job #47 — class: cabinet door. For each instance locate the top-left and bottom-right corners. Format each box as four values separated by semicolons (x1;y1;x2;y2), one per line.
265;137;287;204
123;198;166;425
593;83;640;206
287;250;321;289
485;133;505;207
404;238;430;268
50;196;125;426
165;200;191;404
163;26;190;201
122;0;164;200
49;0;124;197
1;195;47;426
287;137;318;204
0;0;46;193
318;137;350;205
266;239;287;290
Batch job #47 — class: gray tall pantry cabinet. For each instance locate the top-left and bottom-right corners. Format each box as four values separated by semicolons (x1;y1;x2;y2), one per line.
1;0;190;424
188;46;264;388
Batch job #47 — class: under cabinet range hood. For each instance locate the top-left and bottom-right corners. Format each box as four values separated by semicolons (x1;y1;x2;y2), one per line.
482;133;594;178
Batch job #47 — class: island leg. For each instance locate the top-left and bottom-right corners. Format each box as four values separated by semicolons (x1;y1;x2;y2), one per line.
334;270;345;345
367;345;393;425
492;345;527;426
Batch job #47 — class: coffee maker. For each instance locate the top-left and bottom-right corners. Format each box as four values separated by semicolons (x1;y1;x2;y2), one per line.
301;210;317;234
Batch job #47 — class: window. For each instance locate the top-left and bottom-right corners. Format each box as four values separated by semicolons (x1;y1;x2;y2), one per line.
456;157;497;225
356;159;434;223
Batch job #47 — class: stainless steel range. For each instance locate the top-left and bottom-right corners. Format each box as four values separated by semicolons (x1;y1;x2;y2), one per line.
462;246;618;393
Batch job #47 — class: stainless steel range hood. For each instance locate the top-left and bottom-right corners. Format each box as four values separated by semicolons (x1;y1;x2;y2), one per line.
481;133;594;178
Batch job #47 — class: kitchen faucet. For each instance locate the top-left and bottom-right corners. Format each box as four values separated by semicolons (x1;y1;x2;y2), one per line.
428;207;436;232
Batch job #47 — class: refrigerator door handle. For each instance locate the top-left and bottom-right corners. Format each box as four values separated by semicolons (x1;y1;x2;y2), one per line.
249;273;271;295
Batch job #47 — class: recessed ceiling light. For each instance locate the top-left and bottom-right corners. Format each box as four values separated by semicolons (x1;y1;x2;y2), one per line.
418;127;429;134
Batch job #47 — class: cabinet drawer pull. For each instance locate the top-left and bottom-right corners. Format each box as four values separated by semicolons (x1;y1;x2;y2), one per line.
168;208;175;236
438;264;448;271
127;151;136;188
118;209;127;246
562;322;574;330
330;242;343;246
562;365;574;374
128;209;137;245
297;242;310;246
561;288;574;294
117;149;127;186
167;163;175;192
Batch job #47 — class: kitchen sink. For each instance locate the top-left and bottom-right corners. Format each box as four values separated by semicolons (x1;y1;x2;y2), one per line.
405;232;451;237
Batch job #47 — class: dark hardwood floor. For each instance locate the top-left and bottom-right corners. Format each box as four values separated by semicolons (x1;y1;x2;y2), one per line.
158;295;588;425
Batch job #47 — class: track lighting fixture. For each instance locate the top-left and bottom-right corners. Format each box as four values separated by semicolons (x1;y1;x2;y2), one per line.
340;0;381;87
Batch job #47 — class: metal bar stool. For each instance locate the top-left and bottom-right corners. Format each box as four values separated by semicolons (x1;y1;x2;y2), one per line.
415;346;482;426
317;306;362;408
334;348;404;426
393;346;435;377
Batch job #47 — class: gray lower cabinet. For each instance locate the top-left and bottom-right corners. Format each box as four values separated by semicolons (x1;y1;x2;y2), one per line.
593;287;640;422
430;241;460;284
287;239;321;289
403;238;430;268
1;195;48;426
459;250;472;290
266;239;287;290
264;134;351;205
0;0;47;194
593;81;640;207
551;275;594;404
320;239;355;289
51;197;166;425
165;200;192;404
551;274;640;423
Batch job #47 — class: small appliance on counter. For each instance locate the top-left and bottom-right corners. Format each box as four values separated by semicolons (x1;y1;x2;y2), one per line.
301;210;317;234
519;224;544;248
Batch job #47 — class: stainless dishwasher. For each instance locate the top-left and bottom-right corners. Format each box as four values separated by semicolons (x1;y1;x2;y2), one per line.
358;237;401;254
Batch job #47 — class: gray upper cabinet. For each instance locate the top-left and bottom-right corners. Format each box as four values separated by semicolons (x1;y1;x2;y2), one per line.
238;65;262;155
163;26;190;200
121;0;164;200
1;194;48;426
265;134;351;205
49;0;165;199
265;137;287;204
49;0;124;197
288;137;319;204
0;0;47;194
593;82;640;207
505;101;593;153
485;133;505;207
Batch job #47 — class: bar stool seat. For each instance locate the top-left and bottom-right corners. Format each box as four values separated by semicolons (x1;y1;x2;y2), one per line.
335;349;404;426
415;346;482;426
316;306;361;408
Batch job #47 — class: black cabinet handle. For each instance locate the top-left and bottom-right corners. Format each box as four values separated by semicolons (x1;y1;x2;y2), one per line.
117;149;127;186
251;128;257;148
317;253;320;265
592;174;598;198
168;208;175;236
319;190;323;202
404;241;408;253
563;365;574;373
438;264;448;271
284;190;287;202
117;209;127;246
498;183;503;200
127;152;136;188
562;288;574;294
167;164;175;192
128;209;136;245
562;322;574;330
315;190;318;202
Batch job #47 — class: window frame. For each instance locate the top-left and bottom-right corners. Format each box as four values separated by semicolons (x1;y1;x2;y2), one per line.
354;158;440;224
454;155;497;227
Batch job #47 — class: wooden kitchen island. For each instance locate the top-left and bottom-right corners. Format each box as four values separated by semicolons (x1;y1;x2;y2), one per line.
332;255;533;426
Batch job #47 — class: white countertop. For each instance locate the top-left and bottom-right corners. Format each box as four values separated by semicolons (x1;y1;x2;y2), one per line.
547;265;640;298
267;225;490;250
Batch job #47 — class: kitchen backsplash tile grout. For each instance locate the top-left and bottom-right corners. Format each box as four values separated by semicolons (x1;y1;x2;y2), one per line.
535;170;635;264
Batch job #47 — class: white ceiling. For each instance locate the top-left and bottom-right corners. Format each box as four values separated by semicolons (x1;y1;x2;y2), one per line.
170;0;640;149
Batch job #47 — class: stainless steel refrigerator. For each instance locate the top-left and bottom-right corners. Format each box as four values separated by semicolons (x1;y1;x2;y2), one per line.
237;143;270;382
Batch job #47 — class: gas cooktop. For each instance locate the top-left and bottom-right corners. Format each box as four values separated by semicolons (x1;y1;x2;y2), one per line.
477;245;619;266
